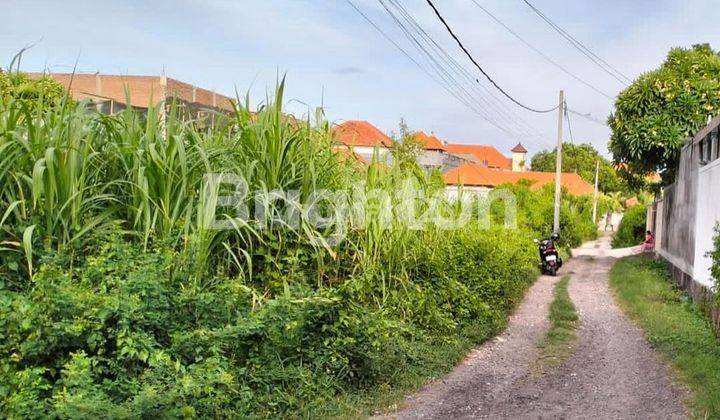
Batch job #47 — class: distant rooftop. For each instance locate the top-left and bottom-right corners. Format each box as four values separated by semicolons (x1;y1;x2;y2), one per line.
511;143;528;153
28;73;235;112
444;164;594;196
444;144;512;170
412;131;446;151
333;120;394;148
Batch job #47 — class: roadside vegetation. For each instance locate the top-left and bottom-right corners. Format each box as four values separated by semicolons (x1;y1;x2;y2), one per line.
612;204;647;248
531;142;630;194
0;71;598;417
534;276;579;376
609;44;720;186
610;256;720;418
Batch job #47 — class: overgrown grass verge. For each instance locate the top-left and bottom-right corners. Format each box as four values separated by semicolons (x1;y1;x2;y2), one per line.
0;73;599;418
610;255;720;418
306;327;497;417
534;276;579;376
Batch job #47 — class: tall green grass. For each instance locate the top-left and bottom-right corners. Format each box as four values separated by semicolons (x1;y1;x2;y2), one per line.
0;72;599;417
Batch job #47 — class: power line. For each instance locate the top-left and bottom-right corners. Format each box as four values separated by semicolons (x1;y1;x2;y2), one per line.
381;1;529;139
567;108;607;126
521;0;632;85
345;0;535;141
564;101;574;144
469;0;613;100
383;0;546;140
424;0;559;114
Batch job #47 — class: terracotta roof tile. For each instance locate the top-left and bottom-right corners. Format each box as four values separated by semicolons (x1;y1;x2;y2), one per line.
511;143;528;153
412;131;446;151
333;120;393;148
445;144;512;169
444;164;594;196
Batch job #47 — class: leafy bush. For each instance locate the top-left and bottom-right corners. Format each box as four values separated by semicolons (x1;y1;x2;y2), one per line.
612;205;647;248
0;74;600;417
609;44;720;185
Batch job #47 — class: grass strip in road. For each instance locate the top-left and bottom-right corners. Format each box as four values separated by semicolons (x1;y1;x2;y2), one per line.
534;275;579;376
610;255;720;418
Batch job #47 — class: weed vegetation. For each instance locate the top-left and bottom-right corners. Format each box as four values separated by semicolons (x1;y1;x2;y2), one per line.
534;276;578;376
0;72;598;417
612;204;647;248
610;256;720;418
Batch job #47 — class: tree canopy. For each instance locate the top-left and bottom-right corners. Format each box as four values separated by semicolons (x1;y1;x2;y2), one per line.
0;70;67;105
530;142;628;194
608;44;720;184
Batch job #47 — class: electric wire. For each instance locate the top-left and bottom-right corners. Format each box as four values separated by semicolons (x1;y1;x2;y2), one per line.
381;1;527;139
564;100;575;144
383;0;546;140
567;107;607;126
424;0;559;113
344;0;524;139
521;0;632;85
469;0;613;100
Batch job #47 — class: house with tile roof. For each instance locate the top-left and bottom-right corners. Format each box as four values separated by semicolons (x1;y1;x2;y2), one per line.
444;143;513;170
333;120;393;163
443;163;594;200
411;131;470;172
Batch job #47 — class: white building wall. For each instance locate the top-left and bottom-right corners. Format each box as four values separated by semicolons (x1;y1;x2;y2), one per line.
341;145;391;164
444;185;491;201
511;152;526;172
693;158;720;288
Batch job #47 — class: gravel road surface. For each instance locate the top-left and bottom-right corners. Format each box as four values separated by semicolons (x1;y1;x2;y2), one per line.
380;235;687;419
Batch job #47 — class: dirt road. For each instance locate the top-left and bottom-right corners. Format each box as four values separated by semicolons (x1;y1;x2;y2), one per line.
380;235;687;419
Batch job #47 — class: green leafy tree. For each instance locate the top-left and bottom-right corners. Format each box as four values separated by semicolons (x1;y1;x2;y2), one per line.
390;118;422;166
608;44;720;184
0;70;66;104
530;142;628;193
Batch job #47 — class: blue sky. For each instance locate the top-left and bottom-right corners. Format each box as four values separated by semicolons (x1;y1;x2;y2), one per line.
3;0;719;158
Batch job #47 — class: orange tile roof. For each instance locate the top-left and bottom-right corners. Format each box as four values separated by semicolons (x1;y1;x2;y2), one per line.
412;131;446;151
28;73;235;112
445;144;512;169
333;120;393;148
624;197;639;208
444;164;594;196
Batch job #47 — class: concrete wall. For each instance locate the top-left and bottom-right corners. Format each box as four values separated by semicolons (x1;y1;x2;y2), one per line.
444;185;491;201
651;114;720;309
351;146;391;163
418;150;468;172
655;139;698;276
511;152;526;172
693;158;720;287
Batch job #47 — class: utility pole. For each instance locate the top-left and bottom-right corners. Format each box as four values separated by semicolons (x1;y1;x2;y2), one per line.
592;160;600;224
553;90;564;233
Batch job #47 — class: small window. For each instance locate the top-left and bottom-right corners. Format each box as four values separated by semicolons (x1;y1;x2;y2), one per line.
712;128;720;161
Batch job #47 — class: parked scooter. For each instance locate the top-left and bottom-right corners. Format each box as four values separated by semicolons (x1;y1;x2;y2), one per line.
535;232;563;276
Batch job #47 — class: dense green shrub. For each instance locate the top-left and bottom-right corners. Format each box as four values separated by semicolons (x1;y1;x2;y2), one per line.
0;75;599;417
491;181;598;249
612;205;648;248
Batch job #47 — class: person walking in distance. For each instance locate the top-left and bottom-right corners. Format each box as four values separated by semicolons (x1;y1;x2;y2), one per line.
604;212;614;232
